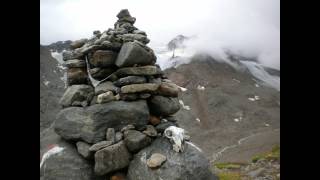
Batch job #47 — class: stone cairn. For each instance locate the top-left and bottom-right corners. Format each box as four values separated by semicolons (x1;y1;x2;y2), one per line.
54;9;217;180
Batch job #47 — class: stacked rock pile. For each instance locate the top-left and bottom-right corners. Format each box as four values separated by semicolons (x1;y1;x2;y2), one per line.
52;9;217;180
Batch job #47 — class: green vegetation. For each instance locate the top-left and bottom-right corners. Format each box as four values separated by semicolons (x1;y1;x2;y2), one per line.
252;145;280;163
214;162;243;169
217;172;242;180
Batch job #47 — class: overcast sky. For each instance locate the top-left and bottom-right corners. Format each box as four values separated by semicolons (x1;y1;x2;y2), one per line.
40;0;280;69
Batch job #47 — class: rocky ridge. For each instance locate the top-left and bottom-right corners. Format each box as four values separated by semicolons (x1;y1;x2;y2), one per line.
40;9;217;180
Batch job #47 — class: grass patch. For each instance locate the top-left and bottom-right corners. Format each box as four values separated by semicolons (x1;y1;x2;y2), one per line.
217;172;242;180
252;145;280;163
214;162;242;169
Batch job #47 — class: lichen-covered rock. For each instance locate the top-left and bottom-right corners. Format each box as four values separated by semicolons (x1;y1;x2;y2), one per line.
121;83;159;93
94;141;132;176
54;100;150;143
127;137;218;180
59;85;94;108
113;76;147;87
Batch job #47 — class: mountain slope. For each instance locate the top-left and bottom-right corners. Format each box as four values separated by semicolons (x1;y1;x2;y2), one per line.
164;54;280;163
40;45;65;133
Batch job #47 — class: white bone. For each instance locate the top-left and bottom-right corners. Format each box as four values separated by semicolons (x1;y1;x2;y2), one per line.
164;126;186;152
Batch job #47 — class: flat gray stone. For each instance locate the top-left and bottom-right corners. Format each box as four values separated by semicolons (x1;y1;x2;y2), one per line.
94;141;132;175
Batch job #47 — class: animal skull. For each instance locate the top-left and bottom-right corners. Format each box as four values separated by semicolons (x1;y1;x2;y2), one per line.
164;126;185;152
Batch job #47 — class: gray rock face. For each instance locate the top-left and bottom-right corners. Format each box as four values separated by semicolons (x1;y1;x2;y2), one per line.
124;130;152;152
90;50;118;67
59;85;94;108
115;66;162;77
127;137;218;180
54;100;150;143
148;96;180;116
40;140;101;180
67;67;88;85
121;83;159;94
94;141;132;176
95;81;119;95
65;59;86;68
76;141;93;159
89;140;113;152
114;76;147;87
115;42;154;67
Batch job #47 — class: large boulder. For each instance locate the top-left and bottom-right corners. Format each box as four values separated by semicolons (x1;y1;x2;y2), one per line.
90;50;118;67
59;85;94;108
127;137;218;180
94;141;132;176
115;66;162;77
40;139;102;180
54;100;150;143
148;96;180;116
115;42;154;67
